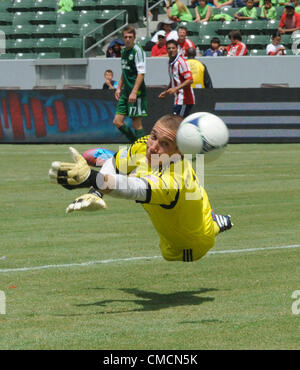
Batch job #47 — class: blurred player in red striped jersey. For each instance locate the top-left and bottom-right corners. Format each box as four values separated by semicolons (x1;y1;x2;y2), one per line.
159;39;195;118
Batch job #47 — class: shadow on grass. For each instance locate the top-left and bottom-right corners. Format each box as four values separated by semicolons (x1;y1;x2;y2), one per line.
76;287;217;314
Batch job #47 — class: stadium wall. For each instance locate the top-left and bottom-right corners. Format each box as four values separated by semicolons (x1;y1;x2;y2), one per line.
0;88;300;144
0;56;300;89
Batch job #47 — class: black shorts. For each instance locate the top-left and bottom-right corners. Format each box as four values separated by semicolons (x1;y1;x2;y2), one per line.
173;104;194;118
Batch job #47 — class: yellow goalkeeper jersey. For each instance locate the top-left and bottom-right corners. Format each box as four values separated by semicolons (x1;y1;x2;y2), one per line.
115;136;216;262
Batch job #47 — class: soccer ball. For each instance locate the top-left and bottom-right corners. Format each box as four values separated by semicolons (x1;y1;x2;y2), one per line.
176;112;229;162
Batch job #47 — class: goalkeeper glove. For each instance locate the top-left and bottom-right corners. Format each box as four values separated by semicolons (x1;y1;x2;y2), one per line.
49;147;98;189
66;188;107;214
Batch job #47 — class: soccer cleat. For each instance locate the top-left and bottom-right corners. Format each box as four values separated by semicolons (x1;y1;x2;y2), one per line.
212;211;233;232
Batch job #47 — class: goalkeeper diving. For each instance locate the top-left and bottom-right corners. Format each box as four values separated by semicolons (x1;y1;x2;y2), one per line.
49;114;232;262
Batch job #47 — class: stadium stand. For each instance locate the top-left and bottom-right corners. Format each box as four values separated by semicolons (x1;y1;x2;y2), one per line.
78;10;100;25
35;24;58;38
250;49;267;56
80;22;102;37
35;37;60;53
276;6;286;20
0;52;17;59
12;12;36;26
38;52;61;58
98;0;119;11
198;34;215;49
56;23;80;38
56;11;79;24
246;35;271;50
0;1;296;59
242;20;267;35
263;20;280;34
12;24;35;39
32;11;57;25
119;0;145;25
0;25;14;37
73;0;99;11
15;52;37;59
183;22;200;35
58;37;82;58
199;21;220;37
280;34;293;48
217;20;245;35
13;0;36;12
0;0;12;12
136;36;152;49
34;0;57;11
221;6;238;18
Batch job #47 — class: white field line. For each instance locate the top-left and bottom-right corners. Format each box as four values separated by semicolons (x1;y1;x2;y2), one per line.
0;244;299;274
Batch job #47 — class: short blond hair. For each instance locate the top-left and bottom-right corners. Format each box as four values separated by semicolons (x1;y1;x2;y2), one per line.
158;114;183;134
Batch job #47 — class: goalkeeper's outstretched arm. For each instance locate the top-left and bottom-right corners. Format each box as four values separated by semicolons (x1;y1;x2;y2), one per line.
49;147;148;212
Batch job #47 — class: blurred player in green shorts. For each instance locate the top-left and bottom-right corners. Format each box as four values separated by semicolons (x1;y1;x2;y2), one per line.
114;25;147;143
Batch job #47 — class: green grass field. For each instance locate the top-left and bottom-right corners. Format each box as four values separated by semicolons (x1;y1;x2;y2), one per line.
0;143;299;350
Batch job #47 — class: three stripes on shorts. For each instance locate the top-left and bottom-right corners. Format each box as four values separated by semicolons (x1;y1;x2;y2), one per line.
183;249;193;262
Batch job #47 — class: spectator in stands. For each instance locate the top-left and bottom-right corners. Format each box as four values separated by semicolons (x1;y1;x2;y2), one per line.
151;31;168;57
213;0;234;9
258;0;277;7
292;0;300;12
166;0;194;22
145;19;178;51
221;30;248;56
57;0;74;12
292;0;300;13
106;39;124;58
259;0;277;20
155;19;178;42
278;3;300;34
194;0;213;23
191;0;200;7
278;0;290;5
234;0;258;20
177;26;196;58
266;32;287;54
102;70;118;90
203;37;224;56
186;47;213;88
